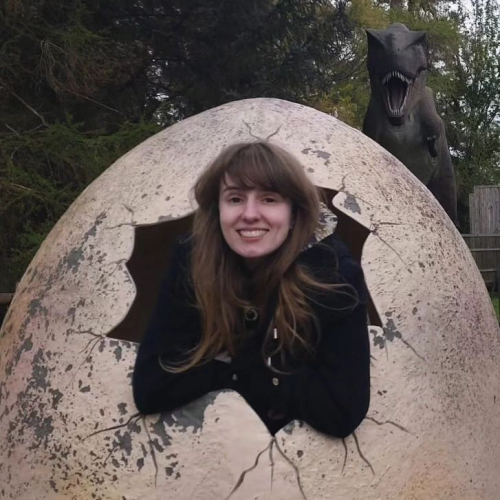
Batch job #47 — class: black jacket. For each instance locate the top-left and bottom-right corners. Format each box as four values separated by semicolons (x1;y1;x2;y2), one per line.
132;233;370;437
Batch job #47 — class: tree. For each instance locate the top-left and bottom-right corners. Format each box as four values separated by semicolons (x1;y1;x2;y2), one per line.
437;0;500;230
0;0;359;290
0;0;161;290
358;0;500;231
309;0;459;127
121;0;358;120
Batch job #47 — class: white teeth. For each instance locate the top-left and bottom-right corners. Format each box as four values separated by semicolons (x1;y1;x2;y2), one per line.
239;230;267;237
382;71;412;85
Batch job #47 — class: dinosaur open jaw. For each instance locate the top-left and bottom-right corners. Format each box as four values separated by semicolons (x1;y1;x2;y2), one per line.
382;71;413;118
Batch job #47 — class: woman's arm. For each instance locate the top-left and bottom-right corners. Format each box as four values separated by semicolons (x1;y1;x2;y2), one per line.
285;255;370;437
132;240;231;415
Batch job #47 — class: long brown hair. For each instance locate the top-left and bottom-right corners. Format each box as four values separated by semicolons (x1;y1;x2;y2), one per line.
168;141;355;372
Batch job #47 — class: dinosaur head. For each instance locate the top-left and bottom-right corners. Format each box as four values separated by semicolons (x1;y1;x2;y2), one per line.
366;23;428;125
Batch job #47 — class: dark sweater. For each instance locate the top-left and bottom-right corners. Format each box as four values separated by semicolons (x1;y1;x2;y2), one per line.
132;233;370;437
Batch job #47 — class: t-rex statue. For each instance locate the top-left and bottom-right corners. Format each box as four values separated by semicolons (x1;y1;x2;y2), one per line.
363;23;457;223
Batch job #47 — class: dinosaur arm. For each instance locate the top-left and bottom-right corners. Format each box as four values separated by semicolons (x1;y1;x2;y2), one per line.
419;87;445;158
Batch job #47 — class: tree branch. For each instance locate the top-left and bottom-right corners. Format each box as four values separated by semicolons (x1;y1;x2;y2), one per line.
7;89;49;127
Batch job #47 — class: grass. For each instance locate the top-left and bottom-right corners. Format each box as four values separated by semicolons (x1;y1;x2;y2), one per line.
492;296;500;320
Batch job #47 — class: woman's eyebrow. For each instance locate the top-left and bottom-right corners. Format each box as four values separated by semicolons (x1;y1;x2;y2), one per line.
222;184;254;192
221;185;241;192
259;189;283;197
222;184;278;194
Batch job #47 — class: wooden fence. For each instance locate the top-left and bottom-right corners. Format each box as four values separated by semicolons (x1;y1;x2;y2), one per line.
469;186;500;234
462;234;500;291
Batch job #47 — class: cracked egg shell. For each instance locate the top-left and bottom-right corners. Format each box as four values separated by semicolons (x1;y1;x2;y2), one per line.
1;98;499;500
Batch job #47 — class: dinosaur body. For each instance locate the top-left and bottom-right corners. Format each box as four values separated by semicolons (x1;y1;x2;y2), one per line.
363;23;457;222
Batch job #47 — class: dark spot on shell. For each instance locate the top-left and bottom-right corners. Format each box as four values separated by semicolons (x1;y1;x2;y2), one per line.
383;319;403;342
158;215;174;222
344;194;361;214
113;345;123;362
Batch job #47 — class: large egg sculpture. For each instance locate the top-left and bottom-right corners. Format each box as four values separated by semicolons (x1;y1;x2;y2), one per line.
1;98;499;499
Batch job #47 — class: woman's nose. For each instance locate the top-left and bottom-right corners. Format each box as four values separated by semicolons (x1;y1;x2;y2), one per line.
241;199;260;220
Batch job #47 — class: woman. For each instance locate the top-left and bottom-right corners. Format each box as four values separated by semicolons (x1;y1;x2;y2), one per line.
133;141;370;437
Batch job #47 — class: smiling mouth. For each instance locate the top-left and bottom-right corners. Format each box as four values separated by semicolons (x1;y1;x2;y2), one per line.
238;229;268;238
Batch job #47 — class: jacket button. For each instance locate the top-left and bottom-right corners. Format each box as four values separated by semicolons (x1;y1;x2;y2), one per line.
272;377;279;386
232;373;238;382
245;308;259;321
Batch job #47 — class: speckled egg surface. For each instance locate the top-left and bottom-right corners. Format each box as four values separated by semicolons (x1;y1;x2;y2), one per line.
1;98;499;500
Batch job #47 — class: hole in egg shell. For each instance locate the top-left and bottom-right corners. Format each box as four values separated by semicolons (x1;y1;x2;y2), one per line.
108;214;194;342
108;188;380;343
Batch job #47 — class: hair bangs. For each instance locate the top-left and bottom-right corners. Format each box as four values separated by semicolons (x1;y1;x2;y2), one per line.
222;143;291;196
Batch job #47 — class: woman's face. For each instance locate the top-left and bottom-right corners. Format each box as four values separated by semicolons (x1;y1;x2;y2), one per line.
219;175;293;266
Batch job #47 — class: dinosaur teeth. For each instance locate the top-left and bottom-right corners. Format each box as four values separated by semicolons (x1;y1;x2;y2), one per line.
382;71;412;85
382;71;413;116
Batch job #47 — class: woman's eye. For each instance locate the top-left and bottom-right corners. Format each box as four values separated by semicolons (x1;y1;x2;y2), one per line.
263;194;283;203
228;196;242;203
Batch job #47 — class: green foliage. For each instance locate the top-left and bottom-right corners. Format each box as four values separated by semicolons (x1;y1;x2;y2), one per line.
350;0;388;29
491;295;500;320
137;0;359;118
0;0;162;289
310;79;370;128
307;0;388;128
308;0;461;130
435;0;500;230
0;120;161;289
